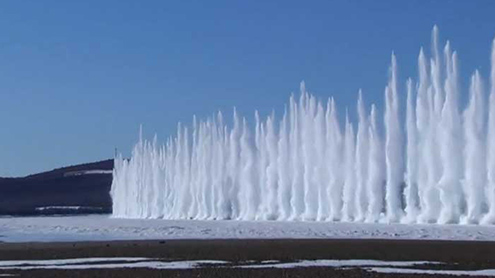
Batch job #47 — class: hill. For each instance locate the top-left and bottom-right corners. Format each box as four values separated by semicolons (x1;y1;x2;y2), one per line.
0;160;113;216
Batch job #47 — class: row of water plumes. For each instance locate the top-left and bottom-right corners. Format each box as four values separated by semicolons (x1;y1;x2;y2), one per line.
111;27;495;224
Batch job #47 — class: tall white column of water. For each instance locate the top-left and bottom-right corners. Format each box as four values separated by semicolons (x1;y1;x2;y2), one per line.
277;109;291;220
111;27;495;225
192;122;204;219
419;46;444;223
403;79;419;223
419;27;444;223
483;40;495;224
327;98;344;221
384;54;404;222
415;48;431;223
265;114;279;220
201;121;214;219
314;102;328;221
217;116;230;219
437;42;463;224
239;118;255;220
227;110;241;219
463;71;486;224
302;93;319;220
189;121;199;219
366;104;385;223
211;113;226;219
355;91;369;222
288;93;304;220
342;113;356;221
176;128;185;219
254;110;265;219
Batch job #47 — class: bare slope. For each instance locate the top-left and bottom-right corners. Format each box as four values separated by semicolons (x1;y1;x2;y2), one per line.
0;160;113;215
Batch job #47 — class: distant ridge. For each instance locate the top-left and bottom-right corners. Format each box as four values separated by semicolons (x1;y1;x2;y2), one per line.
23;159;114;179
0;159;114;216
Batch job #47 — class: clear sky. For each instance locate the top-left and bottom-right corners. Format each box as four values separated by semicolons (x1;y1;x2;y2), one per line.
0;1;494;177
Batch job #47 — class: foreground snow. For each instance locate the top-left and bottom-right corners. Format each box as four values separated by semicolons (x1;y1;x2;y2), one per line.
0;258;227;270
369;267;495;277
2;215;495;242
0;258;440;270
238;259;442;269
0;258;494;276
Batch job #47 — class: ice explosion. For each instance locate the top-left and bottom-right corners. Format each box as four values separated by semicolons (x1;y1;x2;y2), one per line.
111;27;495;224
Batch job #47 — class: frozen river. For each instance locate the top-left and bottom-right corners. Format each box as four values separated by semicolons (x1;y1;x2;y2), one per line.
1;215;495;242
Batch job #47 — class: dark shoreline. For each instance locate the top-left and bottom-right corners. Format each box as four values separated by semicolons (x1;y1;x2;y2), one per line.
1;238;495;277
1;238;494;262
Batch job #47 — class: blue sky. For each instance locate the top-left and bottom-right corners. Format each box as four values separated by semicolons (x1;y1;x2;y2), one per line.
0;1;494;176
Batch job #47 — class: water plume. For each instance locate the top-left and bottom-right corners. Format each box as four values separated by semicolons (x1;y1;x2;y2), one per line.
111;27;495;225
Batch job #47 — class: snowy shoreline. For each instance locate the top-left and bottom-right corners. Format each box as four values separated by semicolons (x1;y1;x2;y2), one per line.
2;215;495;243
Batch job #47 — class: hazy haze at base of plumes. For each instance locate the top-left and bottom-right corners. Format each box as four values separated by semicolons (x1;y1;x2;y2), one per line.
111;27;495;225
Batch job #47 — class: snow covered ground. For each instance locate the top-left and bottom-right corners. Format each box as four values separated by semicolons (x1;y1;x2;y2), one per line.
1;215;495;242
0;258;494;276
